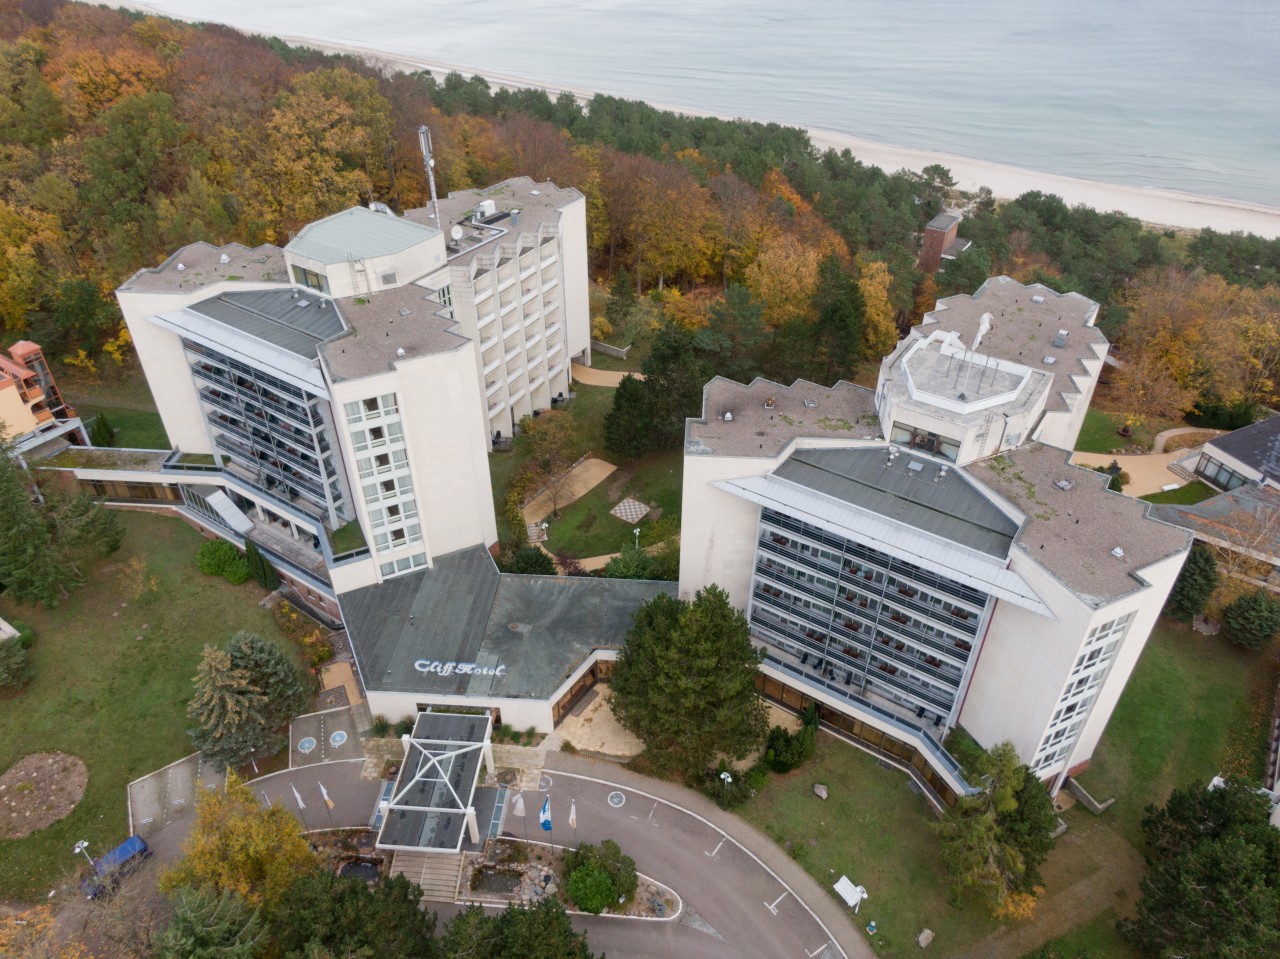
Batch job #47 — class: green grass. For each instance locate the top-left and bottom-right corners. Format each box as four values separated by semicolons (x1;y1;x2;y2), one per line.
542;449;683;558
0;512;301;901
489;384;617;543
1021;909;1143;959
1138;480;1216;505
327;519;368;554
1075;409;1150;454
1075;619;1265;846
740;735;1000;957
84;406;170;450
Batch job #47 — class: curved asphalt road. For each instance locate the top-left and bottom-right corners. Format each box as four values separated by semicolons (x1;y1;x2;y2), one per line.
496;764;866;959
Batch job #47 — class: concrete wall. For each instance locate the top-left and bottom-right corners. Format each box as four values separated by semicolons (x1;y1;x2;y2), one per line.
117;282;284;453
286;235;448;300
559;194;591;364
0;384;38;436
1033;348;1107;453
366;690;552;731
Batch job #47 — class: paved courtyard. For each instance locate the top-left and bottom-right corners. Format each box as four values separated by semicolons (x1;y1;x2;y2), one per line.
290;706;363;767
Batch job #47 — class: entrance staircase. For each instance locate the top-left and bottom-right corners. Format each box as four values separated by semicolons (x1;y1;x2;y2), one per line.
391;850;464;902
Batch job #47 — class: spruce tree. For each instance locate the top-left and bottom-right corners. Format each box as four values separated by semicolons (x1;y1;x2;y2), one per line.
88;412;115;448
243;539;278;589
188;645;270;769
1166;543;1218;621
0;435;66;606
227;630;310;727
1222;589;1280;649
602;375;657;459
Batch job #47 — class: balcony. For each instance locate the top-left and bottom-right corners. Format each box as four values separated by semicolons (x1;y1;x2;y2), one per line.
487;399;507;418
520;264;537;281
509;386;527;404
485;380;503;398
524;311;542;328
497;274;516;293
521;287;539;305
541;277;559;294
525;333;542;350
483;357;503;376
474;287;494;305
506;366;524;384
540;253;558;270
477;310;497;330
502;323;521;341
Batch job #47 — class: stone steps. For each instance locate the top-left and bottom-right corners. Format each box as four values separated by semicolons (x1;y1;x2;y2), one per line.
391;850;464;902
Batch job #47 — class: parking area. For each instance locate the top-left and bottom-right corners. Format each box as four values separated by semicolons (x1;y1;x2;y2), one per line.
127;753;223;838
290;705;363;767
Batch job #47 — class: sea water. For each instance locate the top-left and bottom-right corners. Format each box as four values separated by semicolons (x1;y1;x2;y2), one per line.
134;0;1280;207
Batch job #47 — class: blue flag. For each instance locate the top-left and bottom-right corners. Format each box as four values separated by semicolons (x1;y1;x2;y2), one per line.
539;796;552;832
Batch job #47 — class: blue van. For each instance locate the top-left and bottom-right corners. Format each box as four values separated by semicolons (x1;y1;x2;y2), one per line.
80;835;152;900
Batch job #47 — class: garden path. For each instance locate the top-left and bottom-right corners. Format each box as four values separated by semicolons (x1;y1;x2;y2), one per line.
570;362;643;387
522;458;617;525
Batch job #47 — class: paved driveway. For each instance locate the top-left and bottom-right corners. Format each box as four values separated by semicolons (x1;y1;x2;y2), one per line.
251;760;382;832
502;764;869;959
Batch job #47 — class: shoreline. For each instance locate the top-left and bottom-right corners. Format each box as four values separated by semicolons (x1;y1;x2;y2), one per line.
116;5;1280;238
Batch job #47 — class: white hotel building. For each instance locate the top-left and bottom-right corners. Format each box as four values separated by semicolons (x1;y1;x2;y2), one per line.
56;178;589;619
679;279;1190;803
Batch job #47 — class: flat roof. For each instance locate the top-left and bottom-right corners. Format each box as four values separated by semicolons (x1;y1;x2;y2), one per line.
186;289;347;359
286;207;440;264
967;444;1191;606
776;447;1019;558
1204;417;1280;484
321;283;471;381
342;546;676;700
119;242;287;294
686;377;882;457
1147;484;1280;557
927;213;960;232
918;277;1107;414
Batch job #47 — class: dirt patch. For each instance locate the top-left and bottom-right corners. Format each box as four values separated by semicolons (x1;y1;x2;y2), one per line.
0;753;88;839
1161;429;1220;453
606;469;634;501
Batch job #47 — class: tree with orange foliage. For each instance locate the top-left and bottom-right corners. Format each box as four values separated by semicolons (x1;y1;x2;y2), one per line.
745;231;825;329
857;254;898;359
0;904;90;959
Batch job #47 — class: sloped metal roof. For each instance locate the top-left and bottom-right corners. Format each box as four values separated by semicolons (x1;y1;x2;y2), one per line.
775;448;1019;557
713;473;1050;615
286;207;440;264
186;289;346;359
1205;417;1280;484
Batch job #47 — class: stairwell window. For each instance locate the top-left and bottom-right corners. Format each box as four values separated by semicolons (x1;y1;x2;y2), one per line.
292;266;328;293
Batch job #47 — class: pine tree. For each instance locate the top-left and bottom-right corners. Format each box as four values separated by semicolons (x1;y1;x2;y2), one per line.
153;886;263;959
612;586;767;777
603;375;657;460
188;645;270;769
1222;589;1280;649
0;435;67;606
227;630;309;729
1166;543;1218;621
88;412;115;448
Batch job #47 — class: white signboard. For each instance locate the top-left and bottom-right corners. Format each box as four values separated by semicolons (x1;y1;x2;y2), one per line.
414;659;506;678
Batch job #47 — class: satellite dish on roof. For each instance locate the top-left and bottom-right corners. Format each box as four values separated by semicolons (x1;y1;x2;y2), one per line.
450;225;464;241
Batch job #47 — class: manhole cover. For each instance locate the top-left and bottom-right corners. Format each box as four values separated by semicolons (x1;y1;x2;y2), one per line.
298;737;317;754
607;791;626;808
330;730;348;747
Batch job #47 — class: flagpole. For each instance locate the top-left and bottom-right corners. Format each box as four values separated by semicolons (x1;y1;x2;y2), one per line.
290;783;308;830
318;781;334;828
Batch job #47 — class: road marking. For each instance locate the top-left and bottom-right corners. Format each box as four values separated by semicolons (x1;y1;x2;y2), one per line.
705;836;726;858
538;775;553;791
764;890;789;915
806;942;833;957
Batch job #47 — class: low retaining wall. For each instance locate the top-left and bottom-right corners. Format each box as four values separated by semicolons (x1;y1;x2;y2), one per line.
1066;777;1116;814
590;340;631;359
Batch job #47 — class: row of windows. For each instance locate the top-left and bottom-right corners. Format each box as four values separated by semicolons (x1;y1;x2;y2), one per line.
1195;453;1248;491
373;524;423;551
351;421;405;452
890;422;962;463
357;448;409;479
344;393;399;425
368;500;418;529
380;552;427;577
363;475;414;503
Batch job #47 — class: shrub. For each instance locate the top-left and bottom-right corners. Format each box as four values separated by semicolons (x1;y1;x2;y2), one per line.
222;555;251;585
764;706;818;773
566;862;615;914
394;716;416;737
11;620;34;650
505;547;556;575
196;539;241;576
0;637;32;689
88;412;115;448
699;760;762;809
1222;589;1280;649
370;715;391;737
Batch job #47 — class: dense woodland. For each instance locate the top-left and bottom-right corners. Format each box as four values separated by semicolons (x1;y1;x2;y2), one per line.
2;0;1280;420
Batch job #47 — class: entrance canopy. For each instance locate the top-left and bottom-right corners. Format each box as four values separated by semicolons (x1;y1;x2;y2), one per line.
375;711;492;853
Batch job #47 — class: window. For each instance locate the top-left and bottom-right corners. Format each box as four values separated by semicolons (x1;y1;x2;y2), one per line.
436;284;454;318
1194;453;1248;491
292;266;328;292
890;422;961;462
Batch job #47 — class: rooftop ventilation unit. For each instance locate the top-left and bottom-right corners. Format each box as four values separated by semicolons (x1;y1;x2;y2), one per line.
1043;356;1056;365
396;347;406;357
319;300;327;309
723;411;733;422
369;200;395;216
176;263;185;271
1031;294;1046;304
291;290;299;299
473;199;498;222
296;299;310;308
399;308;412;317
1054;479;1073;491
1053;329;1069;348
218;253;231;264
803;398;818;408
907;460;924;473
1111;547;1125;559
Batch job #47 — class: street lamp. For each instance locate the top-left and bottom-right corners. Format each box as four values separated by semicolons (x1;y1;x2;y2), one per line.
720;771;732;789
633;527;641;549
73;840;93;868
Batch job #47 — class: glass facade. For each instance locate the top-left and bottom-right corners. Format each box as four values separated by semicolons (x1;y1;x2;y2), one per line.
890;421;961;462
1194;452;1248;491
750;508;988;734
186;341;349;522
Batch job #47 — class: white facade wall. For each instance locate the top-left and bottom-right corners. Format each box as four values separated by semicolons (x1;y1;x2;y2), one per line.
117;282;284;453
558;195;591;365
367;690;552;731
285;236;448;300
1033;351;1108;452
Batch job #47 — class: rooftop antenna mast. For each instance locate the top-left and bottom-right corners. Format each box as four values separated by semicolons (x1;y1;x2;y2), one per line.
418;124;442;233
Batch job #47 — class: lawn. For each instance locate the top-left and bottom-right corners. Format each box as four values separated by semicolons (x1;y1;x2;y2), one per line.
0;512;299;900
1020;909;1142;959
739;735;1002;958
1075;409;1151;454
1074;618;1267;847
542;449;683;558
488;384;617;544
83;406;170;450
1138;480;1216;505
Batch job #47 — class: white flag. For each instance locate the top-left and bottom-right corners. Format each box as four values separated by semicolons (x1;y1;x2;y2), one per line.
319;782;334;811
290;783;306;810
511;792;525;817
569;799;577;829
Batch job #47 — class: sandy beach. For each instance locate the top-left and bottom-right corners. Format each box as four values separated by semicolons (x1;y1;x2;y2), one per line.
114;6;1280;239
